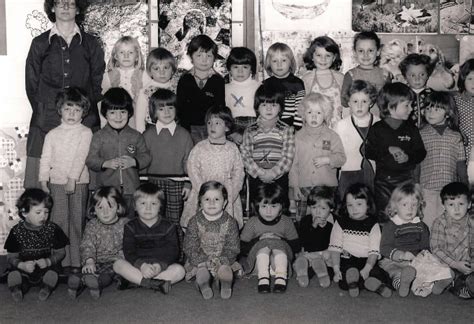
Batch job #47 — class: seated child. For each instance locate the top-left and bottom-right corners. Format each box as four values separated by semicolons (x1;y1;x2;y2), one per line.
183;181;240;300
113;183;185;294
293;186;334;288
4;189;69;302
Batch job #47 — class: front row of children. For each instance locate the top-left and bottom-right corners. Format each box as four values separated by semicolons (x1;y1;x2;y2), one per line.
4;179;473;302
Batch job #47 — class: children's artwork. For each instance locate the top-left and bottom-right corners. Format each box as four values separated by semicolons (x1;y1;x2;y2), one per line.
352;0;439;33
460;35;474;62
157;0;232;75
440;0;473;34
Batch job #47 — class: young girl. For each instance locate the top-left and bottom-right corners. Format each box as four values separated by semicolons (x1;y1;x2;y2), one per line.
335;80;380;199
454;58;474;184
180;106;244;229
39;87;92;272
329;183;392;298
24;0;104;189
420;91;467;230
240;183;300;293
135;48;177;133
289;93;346;219
67;186;129;299
177;34;225;144
183;181;240;300
341;31;392;116
302;36;345;125
263;42;305;130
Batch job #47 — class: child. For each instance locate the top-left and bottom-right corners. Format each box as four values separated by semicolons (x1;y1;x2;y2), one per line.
420;91;467;230
293;186;334;288
86;88;151;217
225;47;260;144
24;0;104;189
431;182;474;299
399;53;434;128
113;183;185;294
263;42;305;130
67;186;129;299
341;31;392;116
39;87;92;272
329;183;392;298
289;93;346;219
143;88;193;254
365;83;426;223
335;80;380;198
302;36;344;124
181;106;244;229
241;84;295;210
177;34;225;144
240;183;300;293
183;181;240;300
135;48;177;133
4;189;69;301
454;59;474;184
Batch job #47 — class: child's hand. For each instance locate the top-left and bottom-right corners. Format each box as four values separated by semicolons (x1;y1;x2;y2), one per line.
259;232;280;240
293;187;304;201
140;263;156;279
40;181;50;194
82;259;97;274
259;170;275;183
453;260;472;275
103;158;120;170
65;178;76;195
312;157;330;168
182;187;190;201
19;261;35;273
388;146;408;164
333;270;342;282
35;258;50;269
403;251;415;261
118;156;136;169
359;265;372;280
151;263;162;276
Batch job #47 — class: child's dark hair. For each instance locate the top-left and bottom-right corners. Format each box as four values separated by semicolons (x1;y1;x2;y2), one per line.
303;36;342;71
339;183;377;221
424;91;458;131
353;31;381;65
226;47;257;76
255;183;286;205
101;87;134;118
440;182;471;204
44;0;89;24
386;182;424;219
89;186;127;219
56;87;90;117
198;180;229;206
307;186;336;210
149;89;177;124
133;182;166;216
187;34;218;58
205;105;234;132
16;188;53;219
146;47;177;74
457;58;474;94
348;79;378;105
399;53;433;78
377;82;415;118
254;84;285;116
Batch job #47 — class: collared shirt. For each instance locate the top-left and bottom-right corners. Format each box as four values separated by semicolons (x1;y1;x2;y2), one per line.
156;120;177;136
49;23;82;46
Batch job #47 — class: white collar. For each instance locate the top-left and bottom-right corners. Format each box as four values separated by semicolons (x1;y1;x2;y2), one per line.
155;120;176;135
392;214;421;225
49;23;82;44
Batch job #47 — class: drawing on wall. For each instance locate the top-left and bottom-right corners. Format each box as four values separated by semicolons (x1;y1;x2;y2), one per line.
460;35;474;62
440;0;473;34
25;10;50;37
352;0;438;33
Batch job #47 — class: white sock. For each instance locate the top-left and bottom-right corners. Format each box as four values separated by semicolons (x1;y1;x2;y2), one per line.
274;253;288;285
256;253;270;283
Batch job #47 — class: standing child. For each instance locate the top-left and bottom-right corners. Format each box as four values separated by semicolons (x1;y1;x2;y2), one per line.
329;184;392;298
302;36;344;124
183;181;240;300
293;186;334;288
225;47;261;144
135;48;177;133
335;80;380;198
263;42;305;130
366;83;426;223
86;88;151;217
113;183;185;294
289;93;346;219
431;182;474;299
39;87;92;272
420;91;467;230
4;189;69;302
181;106;244;229
177;35;225;144
24;0;104;189
240;183;300;293
67;186;129;299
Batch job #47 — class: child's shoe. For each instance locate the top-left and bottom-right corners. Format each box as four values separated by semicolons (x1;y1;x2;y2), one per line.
257;277;271;293
10;286;23;302
398;266;416;297
197;280;213;299
84;274;101;300
272;277;287;293
67;274;82;299
116;276;130;290
311;258;330;288
150;279;171;295
364;277;392;298
466;273;474;296
296;274;309;288
431;278;453;295
217;265;233;299
38;285;53;301
346;268;360;297
38;270;58;301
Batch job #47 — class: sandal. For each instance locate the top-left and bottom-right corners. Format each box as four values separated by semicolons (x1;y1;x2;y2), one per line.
346;268;360;297
257;277;271;294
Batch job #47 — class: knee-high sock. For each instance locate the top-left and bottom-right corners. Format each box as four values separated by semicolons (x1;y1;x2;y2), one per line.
274;253;288;279
256;253;270;279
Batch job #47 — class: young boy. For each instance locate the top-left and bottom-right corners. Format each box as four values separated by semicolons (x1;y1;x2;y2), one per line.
4;189;69;301
431;182;474;299
177;34;225;144
113;183;185;294
86;87;151;217
39;87;92;272
365;82;426;222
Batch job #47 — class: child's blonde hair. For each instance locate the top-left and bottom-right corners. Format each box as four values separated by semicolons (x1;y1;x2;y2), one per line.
298;93;334;127
107;36;144;71
146;47;177;75
385;182;424;219
264;42;297;76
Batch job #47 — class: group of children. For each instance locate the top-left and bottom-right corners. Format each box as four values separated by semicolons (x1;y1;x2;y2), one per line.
5;0;474;303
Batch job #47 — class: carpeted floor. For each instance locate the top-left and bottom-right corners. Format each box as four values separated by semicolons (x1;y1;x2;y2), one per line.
1;275;472;324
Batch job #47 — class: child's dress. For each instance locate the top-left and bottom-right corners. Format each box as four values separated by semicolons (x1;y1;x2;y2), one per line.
454;93;474;183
